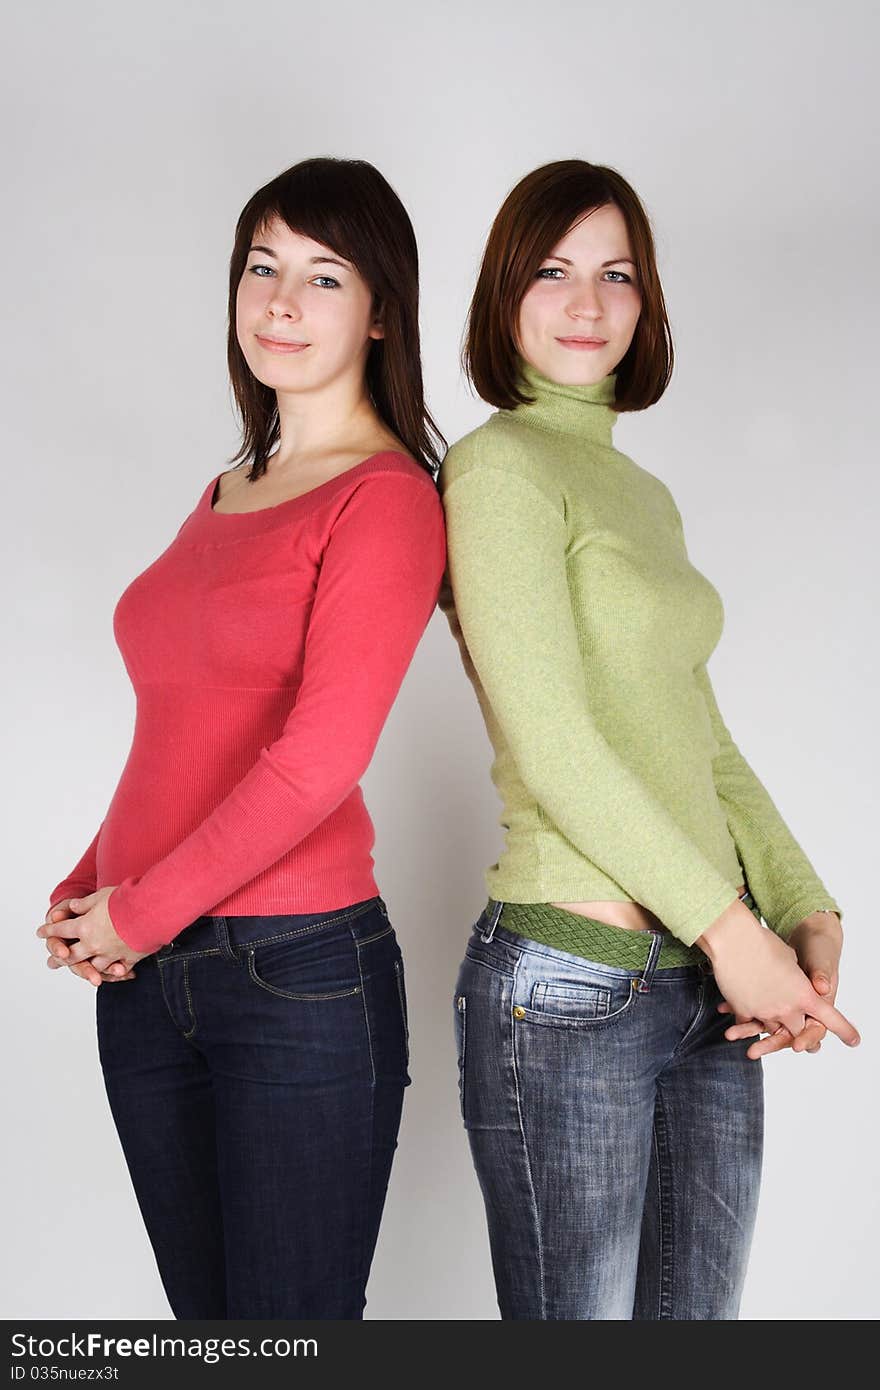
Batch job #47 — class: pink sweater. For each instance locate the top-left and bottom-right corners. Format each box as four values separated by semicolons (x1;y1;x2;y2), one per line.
48;452;446;954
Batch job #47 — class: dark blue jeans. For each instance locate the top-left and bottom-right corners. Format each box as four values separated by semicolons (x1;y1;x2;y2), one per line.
95;896;409;1319
452;900;764;1320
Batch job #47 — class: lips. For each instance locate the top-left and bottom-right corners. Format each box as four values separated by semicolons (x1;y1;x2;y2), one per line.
256;335;310;352
556;336;608;351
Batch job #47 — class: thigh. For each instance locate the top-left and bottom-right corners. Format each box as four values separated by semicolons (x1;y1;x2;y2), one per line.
454;933;657;1319
634;972;765;1320
203;903;409;1319
95;958;226;1318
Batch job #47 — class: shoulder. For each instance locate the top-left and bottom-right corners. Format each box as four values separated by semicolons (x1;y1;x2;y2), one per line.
350;449;439;497
325;449;441;512
439;416;562;513
324;450;444;550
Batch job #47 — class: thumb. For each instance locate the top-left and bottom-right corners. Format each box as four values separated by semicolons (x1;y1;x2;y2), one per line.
811;971;832;994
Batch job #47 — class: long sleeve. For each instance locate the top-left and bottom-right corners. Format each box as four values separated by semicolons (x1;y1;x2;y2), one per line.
694;661;843;939
442;465;742;947
107;473;446;954
48;822;103;909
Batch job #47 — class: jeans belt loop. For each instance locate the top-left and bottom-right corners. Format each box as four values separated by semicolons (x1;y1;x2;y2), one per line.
634;929;665;993
479;899;504;943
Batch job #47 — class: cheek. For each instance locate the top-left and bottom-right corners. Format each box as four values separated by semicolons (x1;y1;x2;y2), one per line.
235;277;261;330
611;289;642;339
322;294;375;352
517;289;547;342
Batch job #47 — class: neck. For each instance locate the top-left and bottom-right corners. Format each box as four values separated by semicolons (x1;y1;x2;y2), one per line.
509;355;617;446
273;360;377;468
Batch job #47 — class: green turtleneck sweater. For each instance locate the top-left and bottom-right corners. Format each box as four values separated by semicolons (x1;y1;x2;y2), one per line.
438;358;842;966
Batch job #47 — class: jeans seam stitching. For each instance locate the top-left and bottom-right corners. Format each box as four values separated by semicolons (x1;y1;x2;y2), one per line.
394;959;409;1067
245;946;361;1001
511;953;546;1316
653;1083;675;1318
670;980;707;1056
182;960;197;1039
227;901;377;952
353;931;376;1087
358;925;394;947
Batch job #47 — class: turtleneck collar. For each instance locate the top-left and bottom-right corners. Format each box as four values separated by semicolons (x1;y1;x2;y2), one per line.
508;355;617;446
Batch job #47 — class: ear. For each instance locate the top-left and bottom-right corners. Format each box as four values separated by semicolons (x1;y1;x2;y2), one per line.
368;297;385;340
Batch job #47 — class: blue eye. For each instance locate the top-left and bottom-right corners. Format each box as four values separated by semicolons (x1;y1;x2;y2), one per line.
535;266;634;284
246;267;340;288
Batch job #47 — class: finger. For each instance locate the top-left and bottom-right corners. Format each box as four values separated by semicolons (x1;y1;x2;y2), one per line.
89;955;123;974
792;1020;827;1054
747;1032;794;1059
716;1002;755;1023
36;922;82;942
745;1027;794;1060
724;1020;765;1041
779;1009;808;1039
69;960;102;987
45;937;70;959
809;997;860;1047
63;940;96;964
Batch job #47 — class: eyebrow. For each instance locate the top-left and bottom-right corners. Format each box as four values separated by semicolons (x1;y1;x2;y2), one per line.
545;254;637;268
247;245;352;269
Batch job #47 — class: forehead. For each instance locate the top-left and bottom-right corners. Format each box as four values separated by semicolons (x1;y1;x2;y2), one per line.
251;216;347;262
552;203;633;256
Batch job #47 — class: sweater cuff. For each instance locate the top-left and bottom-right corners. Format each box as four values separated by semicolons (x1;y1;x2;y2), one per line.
48;884;96;912
669;884;745;949
107;882;173;956
771;896;843;942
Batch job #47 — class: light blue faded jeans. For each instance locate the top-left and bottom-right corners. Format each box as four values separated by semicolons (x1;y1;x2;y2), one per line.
452;899;764;1320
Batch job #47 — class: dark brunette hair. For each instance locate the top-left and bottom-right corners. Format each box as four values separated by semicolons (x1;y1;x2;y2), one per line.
226;157;444;479
463;159;673;413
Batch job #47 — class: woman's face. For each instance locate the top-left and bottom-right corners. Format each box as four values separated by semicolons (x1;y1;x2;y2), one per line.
236;215;383;394
516;202;642;385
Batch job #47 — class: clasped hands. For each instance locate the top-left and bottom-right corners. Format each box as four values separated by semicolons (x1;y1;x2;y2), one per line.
36;887;149;987
38;895;858;1063
713;910;858;1059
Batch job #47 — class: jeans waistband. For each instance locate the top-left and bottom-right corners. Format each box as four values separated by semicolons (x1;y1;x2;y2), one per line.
473;890;759;992
155;897;383;961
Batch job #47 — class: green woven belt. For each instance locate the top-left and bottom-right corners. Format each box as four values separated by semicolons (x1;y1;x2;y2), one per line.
493;894;761;971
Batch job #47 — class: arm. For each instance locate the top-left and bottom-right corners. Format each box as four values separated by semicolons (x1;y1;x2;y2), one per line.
48;822;103;910
694;660;843;940
107;472;446;954
664;491;843;940
442;465;742;947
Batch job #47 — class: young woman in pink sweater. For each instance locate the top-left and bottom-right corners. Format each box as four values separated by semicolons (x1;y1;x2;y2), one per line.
37;157;446;1319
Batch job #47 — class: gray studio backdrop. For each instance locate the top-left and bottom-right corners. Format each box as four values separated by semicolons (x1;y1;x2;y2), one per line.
4;0;877;1320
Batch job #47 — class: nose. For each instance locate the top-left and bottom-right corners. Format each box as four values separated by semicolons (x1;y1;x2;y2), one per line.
565;282;603;321
266;287;303;321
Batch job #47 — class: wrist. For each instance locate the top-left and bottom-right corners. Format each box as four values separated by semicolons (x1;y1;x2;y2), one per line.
696;900;764;963
789;910;843;944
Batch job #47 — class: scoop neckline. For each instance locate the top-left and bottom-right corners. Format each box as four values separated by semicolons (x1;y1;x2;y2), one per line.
204;450;406;517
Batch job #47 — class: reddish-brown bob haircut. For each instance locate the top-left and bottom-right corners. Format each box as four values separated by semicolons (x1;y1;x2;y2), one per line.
464;160;673;414
226;157;445;480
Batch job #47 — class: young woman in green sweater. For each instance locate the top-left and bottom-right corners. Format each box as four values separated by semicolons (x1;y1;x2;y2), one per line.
439;159;859;1320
